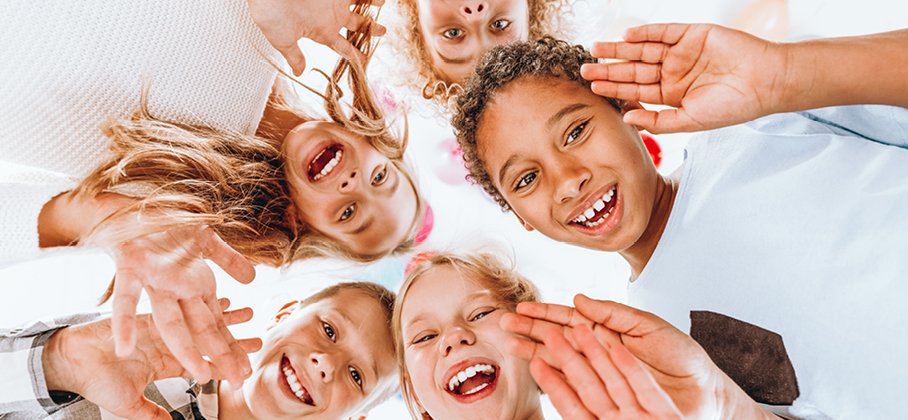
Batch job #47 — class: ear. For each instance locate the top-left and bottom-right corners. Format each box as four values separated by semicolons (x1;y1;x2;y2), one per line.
269;300;301;330
512;212;535;232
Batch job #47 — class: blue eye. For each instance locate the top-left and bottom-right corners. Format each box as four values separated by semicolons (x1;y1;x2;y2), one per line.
516;172;537;190
567;122;588;145
322;322;336;342
443;28;463;39
491;19;510;31
349;366;363;388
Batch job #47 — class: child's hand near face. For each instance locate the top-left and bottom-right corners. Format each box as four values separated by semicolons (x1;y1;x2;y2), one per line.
582;24;787;134
42;299;260;420
583;23;908;134
503;295;777;420
248;0;387;76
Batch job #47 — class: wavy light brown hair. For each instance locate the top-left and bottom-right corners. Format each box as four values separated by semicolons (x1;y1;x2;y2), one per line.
391;251;540;420
76;0;423;273
451;36;623;210
383;0;573;114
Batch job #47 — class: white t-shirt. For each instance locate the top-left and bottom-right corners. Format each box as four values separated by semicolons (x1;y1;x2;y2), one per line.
629;106;908;419
0;0;278;265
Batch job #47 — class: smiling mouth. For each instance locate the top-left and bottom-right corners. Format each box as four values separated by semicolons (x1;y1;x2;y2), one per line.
445;363;499;399
307;144;343;182
281;355;315;406
570;185;618;228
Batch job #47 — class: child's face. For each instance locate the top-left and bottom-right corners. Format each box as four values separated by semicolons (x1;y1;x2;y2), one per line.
476;76;660;252
243;289;396;419
283;121;419;257
416;0;529;84
400;266;539;420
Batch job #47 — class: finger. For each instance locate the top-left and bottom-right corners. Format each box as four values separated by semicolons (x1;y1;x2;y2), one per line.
354;0;385;6
111;396;171;420
573;325;637;411
328;34;366;67
238;337;264;353
573;294;660;336
581;62;661;84
205;297;253;381
542;328;619;415
590;80;666;104
218;297;231;311
610;343;681;416
343;12;369;33
515;301;593;327
149;296;211;383
182;297;250;387
504;335;560;369
111;269;143;357
371;21;387;37
529;358;597;420
624;23;692;45
275;44;307;77
591;41;670;64
223;306;255;326
199;227;256;284
500;313;580;350
624;108;697;134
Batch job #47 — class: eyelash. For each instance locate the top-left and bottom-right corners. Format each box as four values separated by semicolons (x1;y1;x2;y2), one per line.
471;308;496;321
443;28;463;39
490;19;510;31
372;166;388;185
515;171;537;191
566;121;589;145
339;203;355;221
322;321;337;342
349;366;363;388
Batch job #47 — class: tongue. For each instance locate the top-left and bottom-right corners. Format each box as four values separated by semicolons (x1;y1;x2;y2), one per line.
457;373;494;395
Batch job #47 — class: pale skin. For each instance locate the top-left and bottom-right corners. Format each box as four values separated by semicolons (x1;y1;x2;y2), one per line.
581;23;908;133
248;0;387;76
43;299;260;420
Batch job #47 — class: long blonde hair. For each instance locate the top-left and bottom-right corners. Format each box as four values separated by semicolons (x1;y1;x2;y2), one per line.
391;251;540;420
76;0;422;272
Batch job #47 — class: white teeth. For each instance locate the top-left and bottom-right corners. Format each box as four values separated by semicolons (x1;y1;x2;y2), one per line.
572;186;618;225
447;363;496;392
463;383;490;395
312;150;342;181
593;199;605;211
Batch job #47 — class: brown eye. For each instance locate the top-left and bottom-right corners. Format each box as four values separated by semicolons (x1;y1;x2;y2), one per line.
372;167;388;185
490;19;510;31
340;204;355;221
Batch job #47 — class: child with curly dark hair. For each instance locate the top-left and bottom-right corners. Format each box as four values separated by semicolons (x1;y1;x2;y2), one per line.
452;25;908;419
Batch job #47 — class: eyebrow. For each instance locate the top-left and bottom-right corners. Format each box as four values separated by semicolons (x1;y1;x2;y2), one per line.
547;103;590;129
438;49;473;65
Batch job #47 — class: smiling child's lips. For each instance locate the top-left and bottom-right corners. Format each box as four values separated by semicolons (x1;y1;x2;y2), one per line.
280;354;316;406
565;183;618;224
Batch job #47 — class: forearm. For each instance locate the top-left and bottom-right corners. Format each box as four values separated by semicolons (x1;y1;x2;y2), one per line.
38;191;133;247
778;29;908;113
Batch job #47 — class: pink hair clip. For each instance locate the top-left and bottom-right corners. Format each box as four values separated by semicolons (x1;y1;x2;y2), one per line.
414;204;434;245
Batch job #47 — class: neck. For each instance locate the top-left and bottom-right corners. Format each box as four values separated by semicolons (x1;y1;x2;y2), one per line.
619;174;678;279
217;382;254;420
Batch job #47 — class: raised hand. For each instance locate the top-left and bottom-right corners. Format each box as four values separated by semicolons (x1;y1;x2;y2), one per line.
582;23;788;133
248;0;387;76
531;324;683;419
109;225;256;388
43;299;261;420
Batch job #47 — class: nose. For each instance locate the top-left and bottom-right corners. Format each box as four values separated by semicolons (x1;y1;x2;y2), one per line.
553;161;590;204
339;169;358;193
438;325;476;356
309;352;336;383
460;1;488;19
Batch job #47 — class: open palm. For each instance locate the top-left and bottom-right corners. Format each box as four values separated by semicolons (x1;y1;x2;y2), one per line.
583;23;788;133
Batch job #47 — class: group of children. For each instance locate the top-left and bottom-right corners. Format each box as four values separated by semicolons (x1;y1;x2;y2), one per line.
1;0;907;418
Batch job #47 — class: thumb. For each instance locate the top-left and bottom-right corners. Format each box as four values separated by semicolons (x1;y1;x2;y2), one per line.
111;396;171;420
278;45;307;77
573;294;660;336
624;108;691;134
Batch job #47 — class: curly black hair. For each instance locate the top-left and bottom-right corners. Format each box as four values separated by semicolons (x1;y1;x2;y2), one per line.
451;36;623;211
